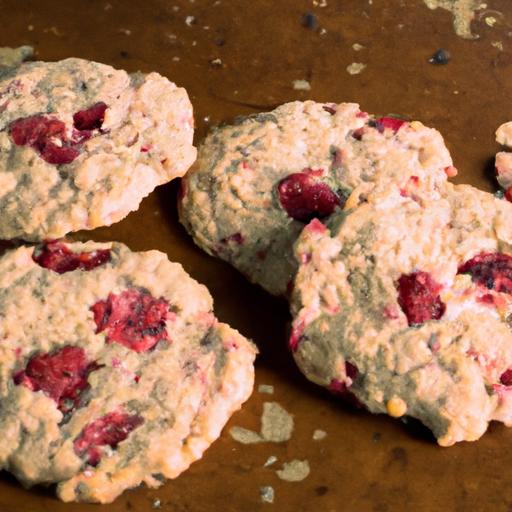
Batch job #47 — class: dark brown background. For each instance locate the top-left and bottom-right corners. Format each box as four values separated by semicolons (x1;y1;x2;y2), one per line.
1;0;512;510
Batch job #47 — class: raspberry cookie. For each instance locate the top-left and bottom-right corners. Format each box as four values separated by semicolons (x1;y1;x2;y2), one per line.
0;57;196;240
0;241;256;502
290;184;512;446
179;101;455;296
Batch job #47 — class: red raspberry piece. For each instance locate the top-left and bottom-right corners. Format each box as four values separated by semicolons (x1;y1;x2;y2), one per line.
505;187;512;203
375;117;407;133
458;252;512;294
32;241;111;274
13;346;99;413
91;288;170;352
73;102;108;131
74;410;144;466
500;368;512;386
329;362;364;409
278;170;343;222
396;271;446;325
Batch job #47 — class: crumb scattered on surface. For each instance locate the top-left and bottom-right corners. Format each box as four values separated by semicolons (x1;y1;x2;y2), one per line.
210;58;222;67
292;79;311;91
352;43;365;51
346;62;366;75
485;15;497;26
312;429;327;441
264;455;278;467
261;402;294;442
229;426;263;444
185;15;195;26
152;498;162;509
276;460;311;482
260;486;275;503
258;384;274;395
423;0;484;39
492;40;503;50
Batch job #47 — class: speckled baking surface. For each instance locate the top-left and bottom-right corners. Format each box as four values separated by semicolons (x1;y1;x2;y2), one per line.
1;0;512;510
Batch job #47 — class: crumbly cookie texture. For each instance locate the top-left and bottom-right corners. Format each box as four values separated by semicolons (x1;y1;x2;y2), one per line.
290;183;512;446
179;101;454;296
0;46;33;68
495;121;512;196
0;241;256;503
0;57;196;240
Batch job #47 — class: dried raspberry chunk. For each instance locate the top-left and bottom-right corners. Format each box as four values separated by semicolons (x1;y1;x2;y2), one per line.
74;410;144;466
91;288;170;352
396;271;446;326
278;170;343;222
33;241;111;274
374;117;407;133
500;368;512;386
13;346;99;413
73;102;107;131
458;252;512;294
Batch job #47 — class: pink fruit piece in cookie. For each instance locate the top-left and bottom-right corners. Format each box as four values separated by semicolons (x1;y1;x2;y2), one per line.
500;368;512;386
73;410;144;466
73;102;108;131
91;288;170;352
10;115;80;165
278;169;343;222
458;252;512;294
33;241;111;274
374;117;407;133
396;271;446;326
13;346;99;413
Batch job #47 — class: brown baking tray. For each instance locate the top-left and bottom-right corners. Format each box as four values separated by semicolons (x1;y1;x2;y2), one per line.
1;0;512;510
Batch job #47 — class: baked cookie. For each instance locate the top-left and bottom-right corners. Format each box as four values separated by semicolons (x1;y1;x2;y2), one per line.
495;121;512;197
290;183;512;446
0;57;196;240
0;46;33;69
179;101;455;296
0;241;256;502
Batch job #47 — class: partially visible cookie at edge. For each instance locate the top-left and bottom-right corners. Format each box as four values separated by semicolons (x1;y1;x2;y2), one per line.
0;46;33;69
289;183;512;446
0;240;256;503
0;57;196;240
179;101;455;296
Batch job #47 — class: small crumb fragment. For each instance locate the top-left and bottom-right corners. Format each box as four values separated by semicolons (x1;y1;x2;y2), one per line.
229;426;263;444
264;455;278;467
118;28;132;36
276;460;310;482
210;58;222;67
386;397;407;418
429;48;451;64
312;429;327;440
185;15;196;26
319;27;327;35
302;12;318;29
352;43;365;51
346;62;366;75
293;79;311;91
492;40;503;50
27;24;34;31
152;498;162;509
313;0;327;6
258;384;274;395
260;486;275;503
172;56;180;62
261;402;294;442
485;16;497;26
0;46;33;68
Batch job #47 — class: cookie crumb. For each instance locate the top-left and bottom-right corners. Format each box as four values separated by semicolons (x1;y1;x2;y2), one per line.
485;15;497;26
152;498;162;509
258;384;274;394
185;15;196;26
210;58;223;67
276;460;310;482
261;402;294;442
346;62;366;75
292;79;311;91
312;429;327;440
352;43;365;51
264;455;278;467
492;40;503;50
260;486;275;503
229;426;262;444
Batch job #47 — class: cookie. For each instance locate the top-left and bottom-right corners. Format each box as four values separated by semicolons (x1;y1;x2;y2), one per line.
0;46;33;69
0;241;256;502
0;57;196;240
495;121;512;198
290;183;512;446
179;101;455;296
